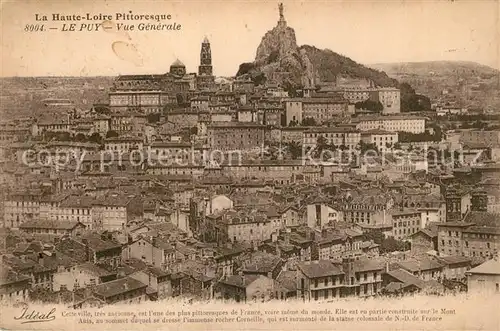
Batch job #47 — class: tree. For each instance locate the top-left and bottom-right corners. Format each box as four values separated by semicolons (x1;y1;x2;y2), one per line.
358;141;379;154
355;100;383;112
236;62;255;77
57;131;72;141
286;141;302;160
363;230;385;245
301;117;317;126
398;131;441;143
93;105;110;115
328;143;338;152
399;82;431;112
316;135;328;149
379;237;410;253
315;135;329;158
74;133;87;142
147;113;161;123
176;93;184;104
88;133;103;145
43;131;55;142
283;81;300;98
252;72;267;86
106;130;119;138
190;126;198;135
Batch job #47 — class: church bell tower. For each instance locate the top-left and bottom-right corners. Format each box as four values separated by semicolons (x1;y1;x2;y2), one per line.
197;36;215;90
198;36;213;76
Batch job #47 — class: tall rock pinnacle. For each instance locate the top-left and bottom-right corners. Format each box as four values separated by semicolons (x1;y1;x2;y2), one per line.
236;3;401;89
255;3;298;65
252;3;316;86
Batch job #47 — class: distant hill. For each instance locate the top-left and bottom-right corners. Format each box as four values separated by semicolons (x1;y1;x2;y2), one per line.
0;76;114;119
368;61;500;111
369;61;499;78
299;45;398;87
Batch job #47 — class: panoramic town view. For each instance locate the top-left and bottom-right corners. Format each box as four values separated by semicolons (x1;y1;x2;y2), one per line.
1;3;499;309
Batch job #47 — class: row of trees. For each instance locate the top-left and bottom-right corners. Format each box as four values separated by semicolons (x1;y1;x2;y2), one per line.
43;131;105;144
355;100;384;112
398;131;441;143
399;83;432;112
363;230;411;254
41;130;130;146
287;117;318;127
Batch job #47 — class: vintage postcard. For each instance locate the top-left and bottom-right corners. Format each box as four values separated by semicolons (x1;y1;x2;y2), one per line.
0;0;499;330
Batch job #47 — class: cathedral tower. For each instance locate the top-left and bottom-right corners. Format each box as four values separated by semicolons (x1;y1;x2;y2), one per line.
197;36;215;90
198;36;213;76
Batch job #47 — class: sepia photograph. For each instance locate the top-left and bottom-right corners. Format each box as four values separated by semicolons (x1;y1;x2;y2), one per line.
0;0;499;330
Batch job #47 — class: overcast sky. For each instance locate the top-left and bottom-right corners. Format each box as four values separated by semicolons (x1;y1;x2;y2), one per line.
1;0;499;77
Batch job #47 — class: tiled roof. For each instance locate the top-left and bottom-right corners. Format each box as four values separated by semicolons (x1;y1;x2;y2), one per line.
350;258;385;272
77;234;122;252
241;252;282;274
397;258;444;272
386;268;426;288
297;260;344;278
463;212;500;227
93;277;147;298
436;256;471;266
0;266;31;285
19;220;83;230
411;228;438;239
467;257;500;275
463;226;500;235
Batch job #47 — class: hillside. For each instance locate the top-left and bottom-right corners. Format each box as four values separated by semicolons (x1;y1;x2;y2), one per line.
235;14;398;89
235;5;428;112
299;45;398;87
369;61;500;111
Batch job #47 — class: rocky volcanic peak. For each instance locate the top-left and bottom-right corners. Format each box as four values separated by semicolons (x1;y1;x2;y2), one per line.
249;5;316;86
255;25;298;65
236;3;397;89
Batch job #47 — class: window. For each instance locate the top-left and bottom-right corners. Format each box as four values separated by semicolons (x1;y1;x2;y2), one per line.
314;279;318;287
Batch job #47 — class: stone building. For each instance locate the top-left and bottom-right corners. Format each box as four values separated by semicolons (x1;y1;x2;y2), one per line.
197;37;215;90
207;122;266;151
466;256;500;294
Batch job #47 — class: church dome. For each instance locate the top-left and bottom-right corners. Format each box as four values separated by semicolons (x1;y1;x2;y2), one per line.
170;58;185;67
